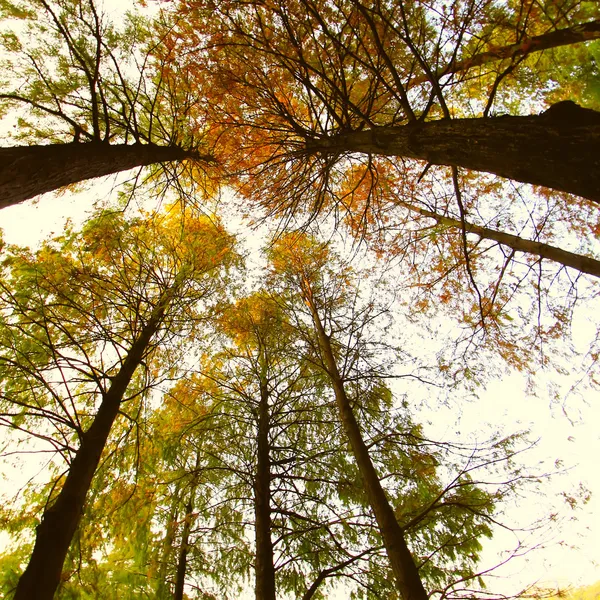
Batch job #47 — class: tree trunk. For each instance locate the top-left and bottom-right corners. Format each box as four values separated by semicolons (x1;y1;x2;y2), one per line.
156;490;181;600
174;455;201;600
305;296;427;600
14;300;170;600
409;18;600;87
254;345;277;600
398;199;600;278
307;103;600;203
174;496;194;600
0;142;211;209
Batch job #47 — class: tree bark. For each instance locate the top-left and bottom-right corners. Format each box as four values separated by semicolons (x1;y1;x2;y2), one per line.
409;18;600;87
156;490;181;600
14;297;172;600
174;457;201;600
174;496;194;600
307;103;600;203
399;199;600;278
0;142;211;209
305;293;427;600
254;344;277;600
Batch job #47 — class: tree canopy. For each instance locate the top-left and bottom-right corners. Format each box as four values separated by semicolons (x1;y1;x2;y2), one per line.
0;0;598;599
0;0;214;207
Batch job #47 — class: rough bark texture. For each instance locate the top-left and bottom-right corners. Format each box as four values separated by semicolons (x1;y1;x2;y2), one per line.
308;103;600;203
306;297;427;600
400;200;600;278
410;18;600;87
14;299;171;600
254;346;277;600
0;142;210;209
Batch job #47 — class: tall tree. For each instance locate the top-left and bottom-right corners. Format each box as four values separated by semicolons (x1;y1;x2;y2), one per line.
0;227;556;600
166;1;600;371
0;206;236;600
265;232;537;600
267;234;428;600
209;293;360;599
164;0;600;374
67;372;232;600
0;0;212;207
172;289;513;600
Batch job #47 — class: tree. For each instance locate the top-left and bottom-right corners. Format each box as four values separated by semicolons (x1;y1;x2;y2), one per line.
168;1;600;359
0;221;564;600
63;292;379;599
265;232;537;600
201;293;377;599
159;287;517;600
56;371;230;600
0;0;213;208
306;109;600;201
0;205;237;600
267;233;429;599
172;0;600;202
165;0;600;386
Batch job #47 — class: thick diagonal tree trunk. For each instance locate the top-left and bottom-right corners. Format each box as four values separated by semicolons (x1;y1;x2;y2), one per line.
0;142;212;209
253;344;277;600
303;289;427;600
14;292;175;600
308;103;600;203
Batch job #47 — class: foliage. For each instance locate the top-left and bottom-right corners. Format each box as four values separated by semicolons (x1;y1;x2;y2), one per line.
0;0;200;147
0;204;238;598
265;232;537;598
0;0;216;207
0;0;598;599
547;580;600;600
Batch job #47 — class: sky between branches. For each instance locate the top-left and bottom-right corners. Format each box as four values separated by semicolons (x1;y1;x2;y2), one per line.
0;169;597;596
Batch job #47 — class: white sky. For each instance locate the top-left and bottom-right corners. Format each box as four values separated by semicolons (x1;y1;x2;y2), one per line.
434;372;600;594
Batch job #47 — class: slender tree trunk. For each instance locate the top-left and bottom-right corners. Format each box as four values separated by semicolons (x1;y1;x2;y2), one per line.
307;103;600;202
409;18;600;87
174;496;194;600
254;345;277;600
14;298;172;600
398;199;600;278
156;490;181;600
0;142;211;209
304;294;427;600
173;455;201;600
